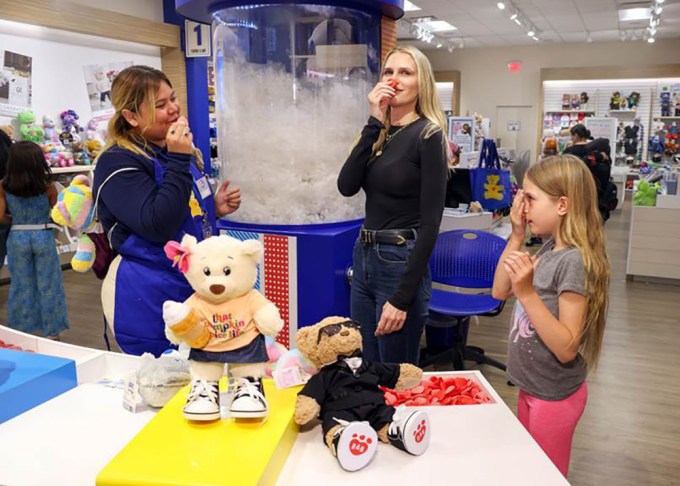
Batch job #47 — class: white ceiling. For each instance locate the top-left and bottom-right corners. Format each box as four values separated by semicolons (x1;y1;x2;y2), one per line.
399;0;680;48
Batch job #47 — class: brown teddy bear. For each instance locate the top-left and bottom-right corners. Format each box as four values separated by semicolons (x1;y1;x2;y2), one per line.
294;316;430;472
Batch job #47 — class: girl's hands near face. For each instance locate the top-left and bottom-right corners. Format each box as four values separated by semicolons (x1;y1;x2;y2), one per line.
367;81;397;122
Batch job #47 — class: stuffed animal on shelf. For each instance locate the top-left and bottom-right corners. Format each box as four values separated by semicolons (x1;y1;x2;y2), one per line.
628;91;641;109
17;110;44;143
570;94;580;110
41;115;61;144
624;125;640;156
561;94;571;110
71;141;92;166
660;91;671;117
633;179;661;206
162;234;284;421
649;135;665;154
610;91;621;110
675;94;680;117
294;316;430;472
579;91;589;110
665;123;679;156
59;109;82;147
50;175;98;272
85;119;105;157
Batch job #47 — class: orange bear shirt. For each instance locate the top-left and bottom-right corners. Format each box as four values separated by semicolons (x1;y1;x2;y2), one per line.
185;289;270;352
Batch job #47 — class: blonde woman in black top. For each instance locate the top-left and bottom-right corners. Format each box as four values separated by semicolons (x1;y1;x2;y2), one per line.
338;46;449;364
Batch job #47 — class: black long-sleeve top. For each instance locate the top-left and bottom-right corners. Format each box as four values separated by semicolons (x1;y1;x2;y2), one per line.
338;116;448;310
93;143;194;251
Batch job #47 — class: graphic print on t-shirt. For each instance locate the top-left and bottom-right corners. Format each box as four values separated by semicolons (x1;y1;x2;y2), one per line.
211;312;248;340
510;301;535;343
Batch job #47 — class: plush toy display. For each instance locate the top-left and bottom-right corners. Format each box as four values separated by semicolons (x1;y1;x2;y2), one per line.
162;234;284;421
624;125;640;156
579;91;589;109
71;141;92;166
50;175;98;272
17;110;44;143
41;115;61;144
610;92;621;110
294;316;430;472
561;94;571;111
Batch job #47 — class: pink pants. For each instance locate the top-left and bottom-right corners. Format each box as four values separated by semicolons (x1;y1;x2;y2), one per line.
517;382;588;477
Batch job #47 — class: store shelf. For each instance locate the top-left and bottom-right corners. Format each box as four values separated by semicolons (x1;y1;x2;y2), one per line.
656;116;680;120
609;109;637;114
51;166;95;174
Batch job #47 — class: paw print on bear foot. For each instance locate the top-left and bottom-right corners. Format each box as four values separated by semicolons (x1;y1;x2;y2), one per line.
349;433;373;456
414;419;427;444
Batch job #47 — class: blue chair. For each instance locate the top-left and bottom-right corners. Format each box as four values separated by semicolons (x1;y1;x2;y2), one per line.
420;229;508;371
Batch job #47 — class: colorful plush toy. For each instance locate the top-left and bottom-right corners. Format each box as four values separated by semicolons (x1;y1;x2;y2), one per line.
633;179;661;206
294;316;429;472
17;111;44;143
71;141;92;166
579;91;589;109
543;137;558;157
59;109;82;147
41;115;61;144
50;175;97;272
610;91;621;110
162;234;284;421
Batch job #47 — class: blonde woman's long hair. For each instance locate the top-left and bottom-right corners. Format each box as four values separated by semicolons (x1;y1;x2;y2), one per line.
526;155;610;371
372;46;451;160
98;65;202;169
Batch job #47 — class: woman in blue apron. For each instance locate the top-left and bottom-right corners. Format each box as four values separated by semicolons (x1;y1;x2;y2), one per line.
94;66;241;356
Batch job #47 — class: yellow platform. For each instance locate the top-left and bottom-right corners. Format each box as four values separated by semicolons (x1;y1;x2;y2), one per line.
97;379;301;486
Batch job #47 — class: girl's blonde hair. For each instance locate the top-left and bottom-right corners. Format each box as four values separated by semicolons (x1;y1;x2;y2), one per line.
372;45;451;161
526;155;610;371
99;65;203;168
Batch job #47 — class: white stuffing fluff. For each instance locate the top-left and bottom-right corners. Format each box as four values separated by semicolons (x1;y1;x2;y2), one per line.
214;27;370;225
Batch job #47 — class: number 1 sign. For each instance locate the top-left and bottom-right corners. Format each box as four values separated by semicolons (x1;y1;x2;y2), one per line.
185;20;211;58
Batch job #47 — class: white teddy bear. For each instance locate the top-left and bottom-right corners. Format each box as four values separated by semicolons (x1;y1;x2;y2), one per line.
162;234;284;421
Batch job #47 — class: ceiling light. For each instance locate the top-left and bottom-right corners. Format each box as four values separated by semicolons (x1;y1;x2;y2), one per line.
532;36;539;41
436;43;443;48
510;12;518;20
656;0;664;3
419;20;457;32
655;6;663;14
497;2;506;10
527;30;535;37
403;0;421;12
448;45;455;53
618;7;652;22
514;17;522;25
648;37;655;43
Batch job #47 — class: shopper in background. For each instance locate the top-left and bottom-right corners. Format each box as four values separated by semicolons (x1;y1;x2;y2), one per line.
0;141;70;339
0;128;12;274
94;65;241;356
337;46;449;365
562;123;591;159
492;155;610;477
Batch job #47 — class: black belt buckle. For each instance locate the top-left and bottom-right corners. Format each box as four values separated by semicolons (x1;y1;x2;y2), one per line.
360;228;373;244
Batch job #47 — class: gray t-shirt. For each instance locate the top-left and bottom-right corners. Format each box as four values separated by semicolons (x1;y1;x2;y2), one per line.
506;238;587;400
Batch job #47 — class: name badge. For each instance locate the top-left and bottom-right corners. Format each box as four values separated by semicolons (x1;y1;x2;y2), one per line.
196;176;212;200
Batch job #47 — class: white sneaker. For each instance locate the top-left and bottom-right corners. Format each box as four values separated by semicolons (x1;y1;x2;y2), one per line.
183;379;220;421
387;407;430;456
332;420;378;472
229;377;268;418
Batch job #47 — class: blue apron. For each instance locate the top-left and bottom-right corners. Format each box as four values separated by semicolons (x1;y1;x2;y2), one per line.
113;161;215;356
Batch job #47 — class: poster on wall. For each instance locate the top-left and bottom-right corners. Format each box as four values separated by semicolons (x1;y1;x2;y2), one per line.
448;116;474;153
83;61;132;119
0;50;33;117
585;117;618;145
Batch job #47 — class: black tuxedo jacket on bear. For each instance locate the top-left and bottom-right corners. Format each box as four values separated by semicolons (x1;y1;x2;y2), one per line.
299;355;400;414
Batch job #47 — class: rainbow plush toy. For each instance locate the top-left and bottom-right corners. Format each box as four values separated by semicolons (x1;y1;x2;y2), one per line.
50;175;97;272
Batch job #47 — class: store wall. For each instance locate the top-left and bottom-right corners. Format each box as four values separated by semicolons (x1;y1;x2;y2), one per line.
428;39;680;154
70;0;164;22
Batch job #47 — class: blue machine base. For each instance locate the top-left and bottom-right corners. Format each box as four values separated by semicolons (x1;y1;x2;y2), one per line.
217;219;362;330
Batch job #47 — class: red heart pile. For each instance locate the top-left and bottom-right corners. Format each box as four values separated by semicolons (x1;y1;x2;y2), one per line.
0;339;31;352
382;375;492;407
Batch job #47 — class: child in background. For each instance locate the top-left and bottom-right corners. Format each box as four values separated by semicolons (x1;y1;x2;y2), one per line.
0;141;69;339
492;154;610;477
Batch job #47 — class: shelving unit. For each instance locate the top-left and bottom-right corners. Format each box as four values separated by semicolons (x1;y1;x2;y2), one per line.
51;166;95;174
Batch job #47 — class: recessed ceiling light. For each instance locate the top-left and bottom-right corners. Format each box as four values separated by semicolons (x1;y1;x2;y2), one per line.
648;37;655;43
497;2;506;10
436;43;443;48
510;12;518;20
618;7;652;22
655;6;663;14
527;30;535;36
404;0;421;12
421;20;457;32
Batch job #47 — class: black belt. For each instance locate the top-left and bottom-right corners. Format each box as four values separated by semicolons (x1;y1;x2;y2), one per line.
359;228;416;246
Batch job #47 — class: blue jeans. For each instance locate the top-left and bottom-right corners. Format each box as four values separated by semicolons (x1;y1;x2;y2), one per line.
351;237;432;365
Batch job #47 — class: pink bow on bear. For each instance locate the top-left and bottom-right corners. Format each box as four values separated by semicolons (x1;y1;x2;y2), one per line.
164;241;191;273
